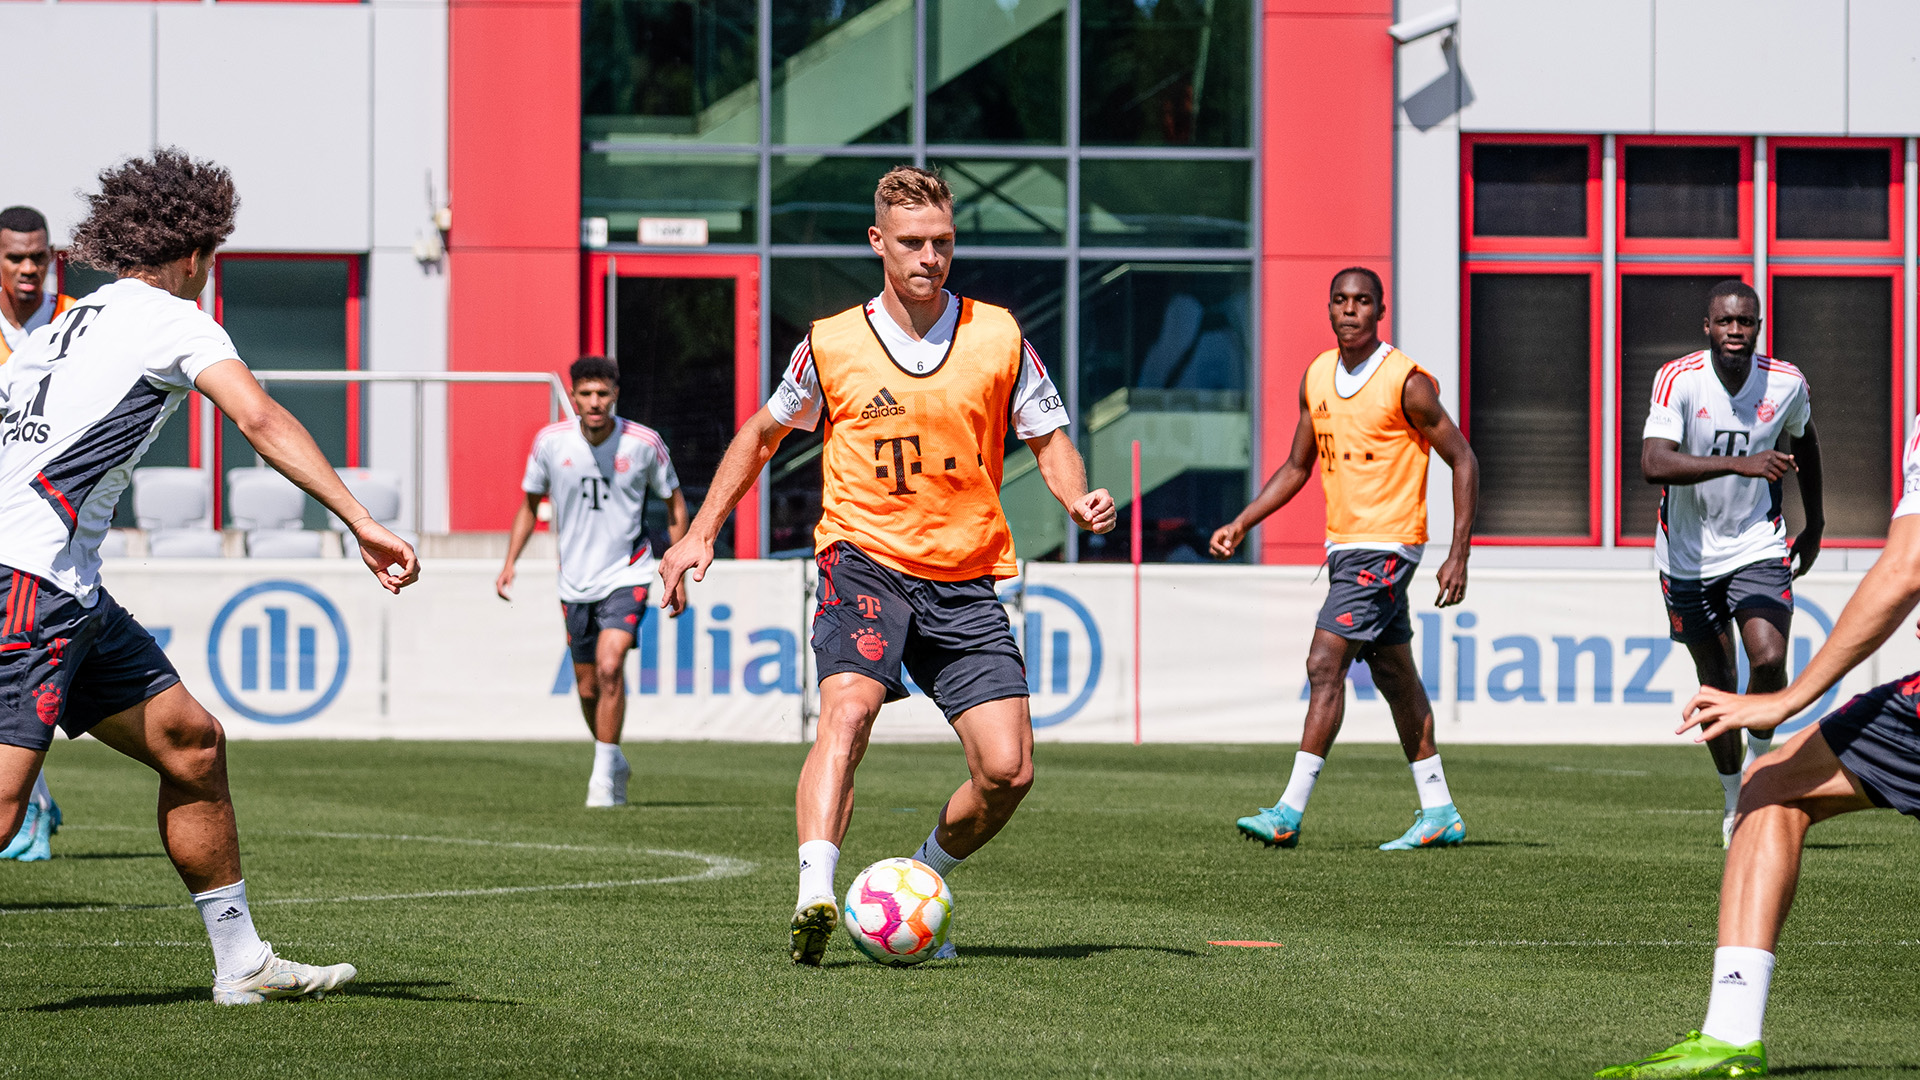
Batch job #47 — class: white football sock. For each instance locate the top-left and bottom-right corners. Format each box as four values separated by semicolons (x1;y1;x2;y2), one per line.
1743;735;1773;773
1279;751;1325;814
1701;946;1775;1046
912;826;964;877
591;740;625;780
191;879;272;982
1720;770;1743;815
1410;754;1453;811
29;771;51;812
797;840;839;903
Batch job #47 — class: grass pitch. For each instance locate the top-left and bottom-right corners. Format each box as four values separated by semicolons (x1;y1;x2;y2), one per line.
2;740;1915;1079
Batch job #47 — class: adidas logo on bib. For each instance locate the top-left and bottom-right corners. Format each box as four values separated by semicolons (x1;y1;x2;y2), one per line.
861;388;906;419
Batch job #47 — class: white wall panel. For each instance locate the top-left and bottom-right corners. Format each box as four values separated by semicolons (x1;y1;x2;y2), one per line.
157;5;372;251
365;250;450;532
1653;0;1846;134
0;4;155;246
371;1;448;250
1457;0;1652;133
1848;0;1920;136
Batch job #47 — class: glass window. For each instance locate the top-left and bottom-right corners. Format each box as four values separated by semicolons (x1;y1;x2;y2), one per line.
1081;159;1251;248
1078;262;1250;562
1470;143;1589;238
612;275;741;557
582;0;759;144
218;258;353;529
772;156;901;245
926;0;1063;145
772;1;910;146
1770;275;1893;537
1624;146;1741;239
1775;148;1890;241
1081;0;1251;148
767;258;883;557
1618;274;1727;536
932;158;1067;247
1467;274;1591;537
583;152;757;245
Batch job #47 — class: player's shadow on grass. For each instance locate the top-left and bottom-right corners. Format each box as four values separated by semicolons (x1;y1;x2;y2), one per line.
59;852;170;861
0;900;174;913
833;944;1200;964
1771;1066;1920;1075
23;981;521;1012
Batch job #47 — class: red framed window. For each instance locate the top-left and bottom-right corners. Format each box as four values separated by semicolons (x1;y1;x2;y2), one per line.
1461;135;1603;543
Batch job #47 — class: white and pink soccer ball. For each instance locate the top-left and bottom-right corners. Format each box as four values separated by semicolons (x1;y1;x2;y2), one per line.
841;857;952;966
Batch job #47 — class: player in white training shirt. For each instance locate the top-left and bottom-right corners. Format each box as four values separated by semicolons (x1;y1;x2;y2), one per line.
0;150;419;1004
0;205;77;862
496;356;686;807
1641;280;1823;847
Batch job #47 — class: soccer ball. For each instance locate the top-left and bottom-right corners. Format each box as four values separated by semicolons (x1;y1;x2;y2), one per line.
841;857;952;966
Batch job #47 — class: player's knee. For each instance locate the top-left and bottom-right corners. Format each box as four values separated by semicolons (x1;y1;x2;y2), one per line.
816;703;876;758
156;708;226;791
1738;752;1818;812
1305;650;1349;690
974;757;1033;803
593;662;625;694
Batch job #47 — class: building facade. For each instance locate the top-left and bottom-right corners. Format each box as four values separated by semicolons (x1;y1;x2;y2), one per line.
5;0;1916;572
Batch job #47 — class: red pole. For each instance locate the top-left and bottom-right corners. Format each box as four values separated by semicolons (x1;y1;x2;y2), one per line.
1131;439;1142;746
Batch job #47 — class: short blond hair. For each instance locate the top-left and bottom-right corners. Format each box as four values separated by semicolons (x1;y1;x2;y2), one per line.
874;165;952;223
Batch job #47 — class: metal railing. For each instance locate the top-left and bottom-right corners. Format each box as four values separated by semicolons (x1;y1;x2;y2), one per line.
242;370;576;534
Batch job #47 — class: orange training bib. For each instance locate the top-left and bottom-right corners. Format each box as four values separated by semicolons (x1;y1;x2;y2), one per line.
810;298;1025;580
1305;346;1432;545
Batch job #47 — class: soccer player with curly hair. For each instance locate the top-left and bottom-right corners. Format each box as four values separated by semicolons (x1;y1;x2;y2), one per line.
0;149;420;1003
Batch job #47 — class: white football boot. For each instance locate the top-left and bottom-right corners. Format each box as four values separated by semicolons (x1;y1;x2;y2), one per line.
790;896;838;966
585;755;630;808
1722;809;1736;849
212;946;357;1004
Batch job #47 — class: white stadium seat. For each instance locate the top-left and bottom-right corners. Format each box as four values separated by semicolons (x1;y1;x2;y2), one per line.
147;529;225;558
132;467;222;557
245;528;325;558
96;529;130;558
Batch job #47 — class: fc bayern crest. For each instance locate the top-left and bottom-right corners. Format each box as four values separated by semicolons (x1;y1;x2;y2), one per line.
1756;398;1777;422
615;455;631;473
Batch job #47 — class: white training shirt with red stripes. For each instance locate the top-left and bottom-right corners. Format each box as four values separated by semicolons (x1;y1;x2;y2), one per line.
1643;350;1812;579
520;418;680;604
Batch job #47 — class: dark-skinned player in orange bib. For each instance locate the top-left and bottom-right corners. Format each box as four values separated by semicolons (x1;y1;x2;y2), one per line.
659;166;1117;966
1211;267;1480;851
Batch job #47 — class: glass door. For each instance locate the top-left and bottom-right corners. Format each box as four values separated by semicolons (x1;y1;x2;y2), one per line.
584;253;762;558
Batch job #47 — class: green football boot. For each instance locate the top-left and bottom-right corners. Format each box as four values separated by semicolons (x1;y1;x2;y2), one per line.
1378;803;1465;850
1235;804;1302;848
1596;1031;1767;1078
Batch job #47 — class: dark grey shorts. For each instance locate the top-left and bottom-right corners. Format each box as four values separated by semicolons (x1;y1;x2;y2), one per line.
1818;676;1920;819
0;568;180;752
1660;557;1794;644
811;541;1027;721
1315;549;1417;653
562;586;648;664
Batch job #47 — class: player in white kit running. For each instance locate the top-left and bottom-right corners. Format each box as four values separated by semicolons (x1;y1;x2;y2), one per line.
1640;280;1823;847
496;356;686;807
0;150;420;1003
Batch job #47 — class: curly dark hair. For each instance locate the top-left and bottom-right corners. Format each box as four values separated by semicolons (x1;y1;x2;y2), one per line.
69;148;238;272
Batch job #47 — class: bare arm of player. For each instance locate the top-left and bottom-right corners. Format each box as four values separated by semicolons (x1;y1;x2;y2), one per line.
1641;437;1796;485
665;488;690;544
658;406;793;615
1023;428;1116;534
1404;372;1477;608
1789;421;1824;577
1683;513;1920;741
1210;375;1317;560
196;359;420;595
495;492;543;600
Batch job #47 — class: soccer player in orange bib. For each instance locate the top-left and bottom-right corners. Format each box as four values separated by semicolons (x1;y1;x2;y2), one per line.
1210;267;1480;850
659;166;1116;965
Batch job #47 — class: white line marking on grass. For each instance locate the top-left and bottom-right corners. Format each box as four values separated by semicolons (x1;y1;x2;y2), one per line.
1;833;756;917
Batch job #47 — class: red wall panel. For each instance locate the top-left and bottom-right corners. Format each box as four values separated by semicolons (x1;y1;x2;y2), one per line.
1259;2;1395;563
447;0;582;530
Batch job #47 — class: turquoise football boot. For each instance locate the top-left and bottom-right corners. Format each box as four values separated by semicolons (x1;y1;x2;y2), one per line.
48;796;61;835
0;803;41;860
1235;804;1302;848
14;807;51;862
1378;803;1465;850
1595;1030;1767;1077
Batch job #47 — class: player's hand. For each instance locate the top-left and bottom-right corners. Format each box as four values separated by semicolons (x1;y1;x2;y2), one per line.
494;563;515;601
1071;489;1117;534
1789;526;1823;578
1679;685;1794;743
351;520;420;594
658;531;714;616
1735;451;1796;482
1209;522;1246;559
1435;551;1468;607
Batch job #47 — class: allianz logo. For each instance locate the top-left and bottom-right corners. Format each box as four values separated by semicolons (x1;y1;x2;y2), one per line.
552;603;800;696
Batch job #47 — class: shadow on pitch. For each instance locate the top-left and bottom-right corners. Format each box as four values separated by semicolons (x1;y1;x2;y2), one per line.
1772;1067;1920;1076
24;980;520;1012
24;987;206;1011
59;852;170;861
348;980;522;1005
